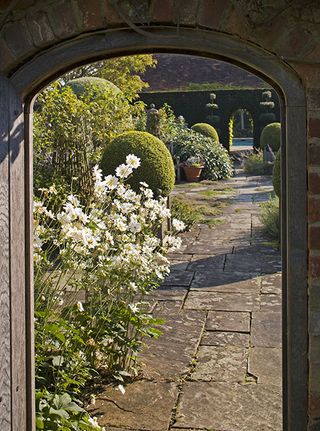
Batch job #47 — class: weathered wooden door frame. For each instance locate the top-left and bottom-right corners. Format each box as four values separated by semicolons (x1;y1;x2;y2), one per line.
2;27;307;430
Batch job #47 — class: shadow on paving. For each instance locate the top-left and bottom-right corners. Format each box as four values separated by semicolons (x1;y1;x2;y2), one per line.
89;172;282;431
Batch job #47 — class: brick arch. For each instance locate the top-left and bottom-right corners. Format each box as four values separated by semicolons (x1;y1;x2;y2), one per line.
0;22;309;431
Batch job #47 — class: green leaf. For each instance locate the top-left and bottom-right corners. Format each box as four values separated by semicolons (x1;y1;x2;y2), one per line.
35;416;44;429
59;393;72;408
49;407;70;419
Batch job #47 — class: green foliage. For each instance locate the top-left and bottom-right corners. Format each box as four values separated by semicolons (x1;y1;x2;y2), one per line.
36;390;101;430
34;80;132;195
171;197;201;230
260;196;280;241
135;103;185;144
158;103;184;143
33;164;181;429
273;149;281;197
243;151;265;175
260;122;281;151
191;123;219;142
63;55;157;102
67;76;122;97
100;131;175;196
35;311;90;395
229;116;234;147
172;128;233;181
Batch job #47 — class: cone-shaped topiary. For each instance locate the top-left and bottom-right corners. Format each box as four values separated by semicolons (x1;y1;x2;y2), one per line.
273;149;281;197
67;77;122;97
100;131;175;196
191;123;219;142
260;122;281;152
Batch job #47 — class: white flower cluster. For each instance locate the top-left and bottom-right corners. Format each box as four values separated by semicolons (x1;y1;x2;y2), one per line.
34;155;184;302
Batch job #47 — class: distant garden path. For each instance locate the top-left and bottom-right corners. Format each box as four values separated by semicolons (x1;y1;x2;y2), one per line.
90;171;282;431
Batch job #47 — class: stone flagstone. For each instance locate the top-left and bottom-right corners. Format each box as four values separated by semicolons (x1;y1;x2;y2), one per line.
261;272;282;295
251;311;282;348
191;271;261;292
174;381;282;430
206;310;251;333
184;290;260;311
201;331;250;347
90;381;178;431
248;346;282;387
189;345;248;382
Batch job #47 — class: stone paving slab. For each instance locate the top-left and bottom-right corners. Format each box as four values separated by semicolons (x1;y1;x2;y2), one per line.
261;273;282;295
190;271;260;292
184;291;260;312
187;254;225;271
140;306;206;380
233;244;280;256
161;270;194;287
169;260;190;271
149;288;187;302
91;381;178;431
251;311;282;348
201;331;250;347
184;242;233;255
224;253;281;274
206;310;251;332
248;347;282;387
174;381;281;430
189;345;247;382
260;294;282;312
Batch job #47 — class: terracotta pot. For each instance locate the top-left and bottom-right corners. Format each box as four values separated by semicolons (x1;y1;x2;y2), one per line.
183;165;204;182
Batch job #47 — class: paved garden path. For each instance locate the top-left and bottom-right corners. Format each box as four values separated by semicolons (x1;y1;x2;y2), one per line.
91;172;282;431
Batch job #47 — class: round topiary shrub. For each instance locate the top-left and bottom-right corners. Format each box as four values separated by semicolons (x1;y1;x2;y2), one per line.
272;149;281;197
260;122;281;152
100;131;175;196
191;123;219;142
67;77;122;97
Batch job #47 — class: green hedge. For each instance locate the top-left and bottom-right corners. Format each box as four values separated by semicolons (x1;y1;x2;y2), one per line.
191;123;219;142
260;122;281;152
100;131;175;196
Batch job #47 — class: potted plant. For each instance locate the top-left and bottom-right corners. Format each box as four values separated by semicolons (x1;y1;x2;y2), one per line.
183;156;205;182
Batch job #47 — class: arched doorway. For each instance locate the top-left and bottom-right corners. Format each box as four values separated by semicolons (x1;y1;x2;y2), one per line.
229;108;255;149
0;27;307;430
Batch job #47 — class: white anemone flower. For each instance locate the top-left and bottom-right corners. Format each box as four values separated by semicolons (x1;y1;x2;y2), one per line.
105;175;119;189
67;194;79;207
172;218;186;232
129;303;139;313
144;188;153;198
115;164;133;179
126;154;141;169
93;165;102;182
129;220;142;233
76;301;84;312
